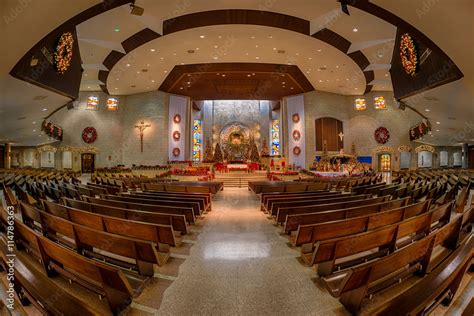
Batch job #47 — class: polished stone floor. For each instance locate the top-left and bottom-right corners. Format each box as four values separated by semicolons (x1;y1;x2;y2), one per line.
156;188;348;316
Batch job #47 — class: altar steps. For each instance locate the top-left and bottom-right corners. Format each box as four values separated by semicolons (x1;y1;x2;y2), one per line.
214;172;267;188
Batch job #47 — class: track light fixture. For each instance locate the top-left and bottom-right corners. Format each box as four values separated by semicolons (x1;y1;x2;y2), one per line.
130;1;144;16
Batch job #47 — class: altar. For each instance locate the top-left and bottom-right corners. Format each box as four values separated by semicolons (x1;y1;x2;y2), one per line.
227;164;248;171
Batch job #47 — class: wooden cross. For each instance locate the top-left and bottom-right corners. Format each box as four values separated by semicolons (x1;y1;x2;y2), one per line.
338;132;345;141
135;121;151;152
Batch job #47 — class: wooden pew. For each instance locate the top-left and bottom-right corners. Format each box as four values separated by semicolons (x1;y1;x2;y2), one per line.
373;235;473;316
310;202;453;274
270;194;370;218
40;200;180;247
138;190;212;211
82;196;196;224
276;196;388;224
322;234;437;314
62;197;189;235
260;190;338;211
19;203;169;272
284;197;411;234
8;217;135;315
102;194;203;217
295;199;427;249
0;239;101;316
264;192;345;214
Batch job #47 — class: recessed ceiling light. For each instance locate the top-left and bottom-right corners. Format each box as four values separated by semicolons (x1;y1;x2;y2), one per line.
151;80;155;83
317;49;322;52
42;108;48;111
282;86;286;88
180;62;184;65
150;48;155;52
436;129;440;132
136;71;140;74
114;27;120;32
308;57;312;60
172;52;176;56
353;28;358;32
32;121;36;124
354;87;358;90
33;129;36;132
214;45;218;48
436;121;441;124
199;35;205;38
282;82;286;84
290;87;294;90
160;57;164;60
425;109;430;112
195;47;200;50
164;70;168;73
251;36;255;39
186;81;191;84
116;78;119;81
252;73;255;76
222;74;226;77
255;45;259;48
295;53;299;56
247;74;251;77
146;64;150;67
245;52;249;55
87;86;91;89
385;73;389;77
319;80;323;83
213;56;218;60
268;35;273;38
218;36;222;39
273;47;277;50
180;87;183;89
84;73;88;77
126;63;130;67
255;56;260;60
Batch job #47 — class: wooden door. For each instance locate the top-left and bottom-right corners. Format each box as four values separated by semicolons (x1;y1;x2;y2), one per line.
81;154;95;173
469;149;474;169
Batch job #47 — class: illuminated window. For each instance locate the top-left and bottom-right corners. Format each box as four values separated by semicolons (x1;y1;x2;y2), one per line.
107;97;118;111
271;119;280;155
374;96;386;109
86;96;99;110
354;98;366;111
193;119;202;162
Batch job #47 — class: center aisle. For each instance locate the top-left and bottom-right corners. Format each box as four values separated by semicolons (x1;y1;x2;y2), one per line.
157;188;347;315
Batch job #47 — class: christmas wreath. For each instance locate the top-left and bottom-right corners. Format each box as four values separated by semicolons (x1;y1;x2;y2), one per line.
172;147;180;157
82;127;97;144
400;33;418;76
292;113;300;123
173;114;181;124
173;130;181;141
293;146;301;156
54;32;74;75
374;127;390;144
292;129;301;141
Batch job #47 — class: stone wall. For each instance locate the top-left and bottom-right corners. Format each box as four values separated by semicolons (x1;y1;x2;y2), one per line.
303;90;423;170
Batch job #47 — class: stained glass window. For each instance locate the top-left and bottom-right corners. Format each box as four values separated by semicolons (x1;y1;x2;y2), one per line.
193;119;202;162
354;98;366;111
271;119;280;155
86;96;99;110
107;97;118;111
374;96;386;110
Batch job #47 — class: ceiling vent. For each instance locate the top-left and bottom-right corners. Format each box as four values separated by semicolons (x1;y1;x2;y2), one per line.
277;50;285;54
187;50;195;54
33;95;48;100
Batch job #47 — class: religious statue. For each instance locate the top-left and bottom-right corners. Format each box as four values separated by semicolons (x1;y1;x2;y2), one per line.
135;121;151;152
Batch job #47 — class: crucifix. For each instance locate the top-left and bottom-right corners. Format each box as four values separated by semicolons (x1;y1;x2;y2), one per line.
135;121;151;152
338;132;345;142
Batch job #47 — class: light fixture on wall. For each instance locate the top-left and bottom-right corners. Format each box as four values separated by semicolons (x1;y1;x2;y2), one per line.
354;98;366;111
130;1;144;16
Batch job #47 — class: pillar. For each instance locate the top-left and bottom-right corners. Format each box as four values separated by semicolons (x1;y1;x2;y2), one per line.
462;143;469;168
4;143;11;169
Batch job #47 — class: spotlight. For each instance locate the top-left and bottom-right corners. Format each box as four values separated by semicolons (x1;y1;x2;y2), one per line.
130;1;144;16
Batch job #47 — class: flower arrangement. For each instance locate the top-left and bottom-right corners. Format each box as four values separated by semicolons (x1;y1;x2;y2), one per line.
54;32;74;75
82;127;97;144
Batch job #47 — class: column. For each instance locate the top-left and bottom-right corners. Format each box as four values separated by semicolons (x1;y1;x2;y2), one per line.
462;143;469;168
4;143;11;169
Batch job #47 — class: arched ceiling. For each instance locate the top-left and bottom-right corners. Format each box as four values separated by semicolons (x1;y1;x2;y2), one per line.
1;0;473;146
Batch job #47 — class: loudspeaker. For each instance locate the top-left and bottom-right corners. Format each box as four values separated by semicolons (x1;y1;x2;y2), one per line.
130;4;144;16
396;100;406;110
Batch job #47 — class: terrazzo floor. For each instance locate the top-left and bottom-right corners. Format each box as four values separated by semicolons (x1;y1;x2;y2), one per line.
155;188;349;316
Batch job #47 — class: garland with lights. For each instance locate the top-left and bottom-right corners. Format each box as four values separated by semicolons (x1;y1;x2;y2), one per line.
399;33;418;76
374;127;390;144
54;32;74;75
82;127;97;144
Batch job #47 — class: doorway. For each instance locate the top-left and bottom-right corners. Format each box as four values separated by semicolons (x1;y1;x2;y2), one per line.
81;153;95;173
378;154;391;172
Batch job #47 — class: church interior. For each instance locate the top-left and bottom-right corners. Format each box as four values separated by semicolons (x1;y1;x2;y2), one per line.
0;1;473;315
